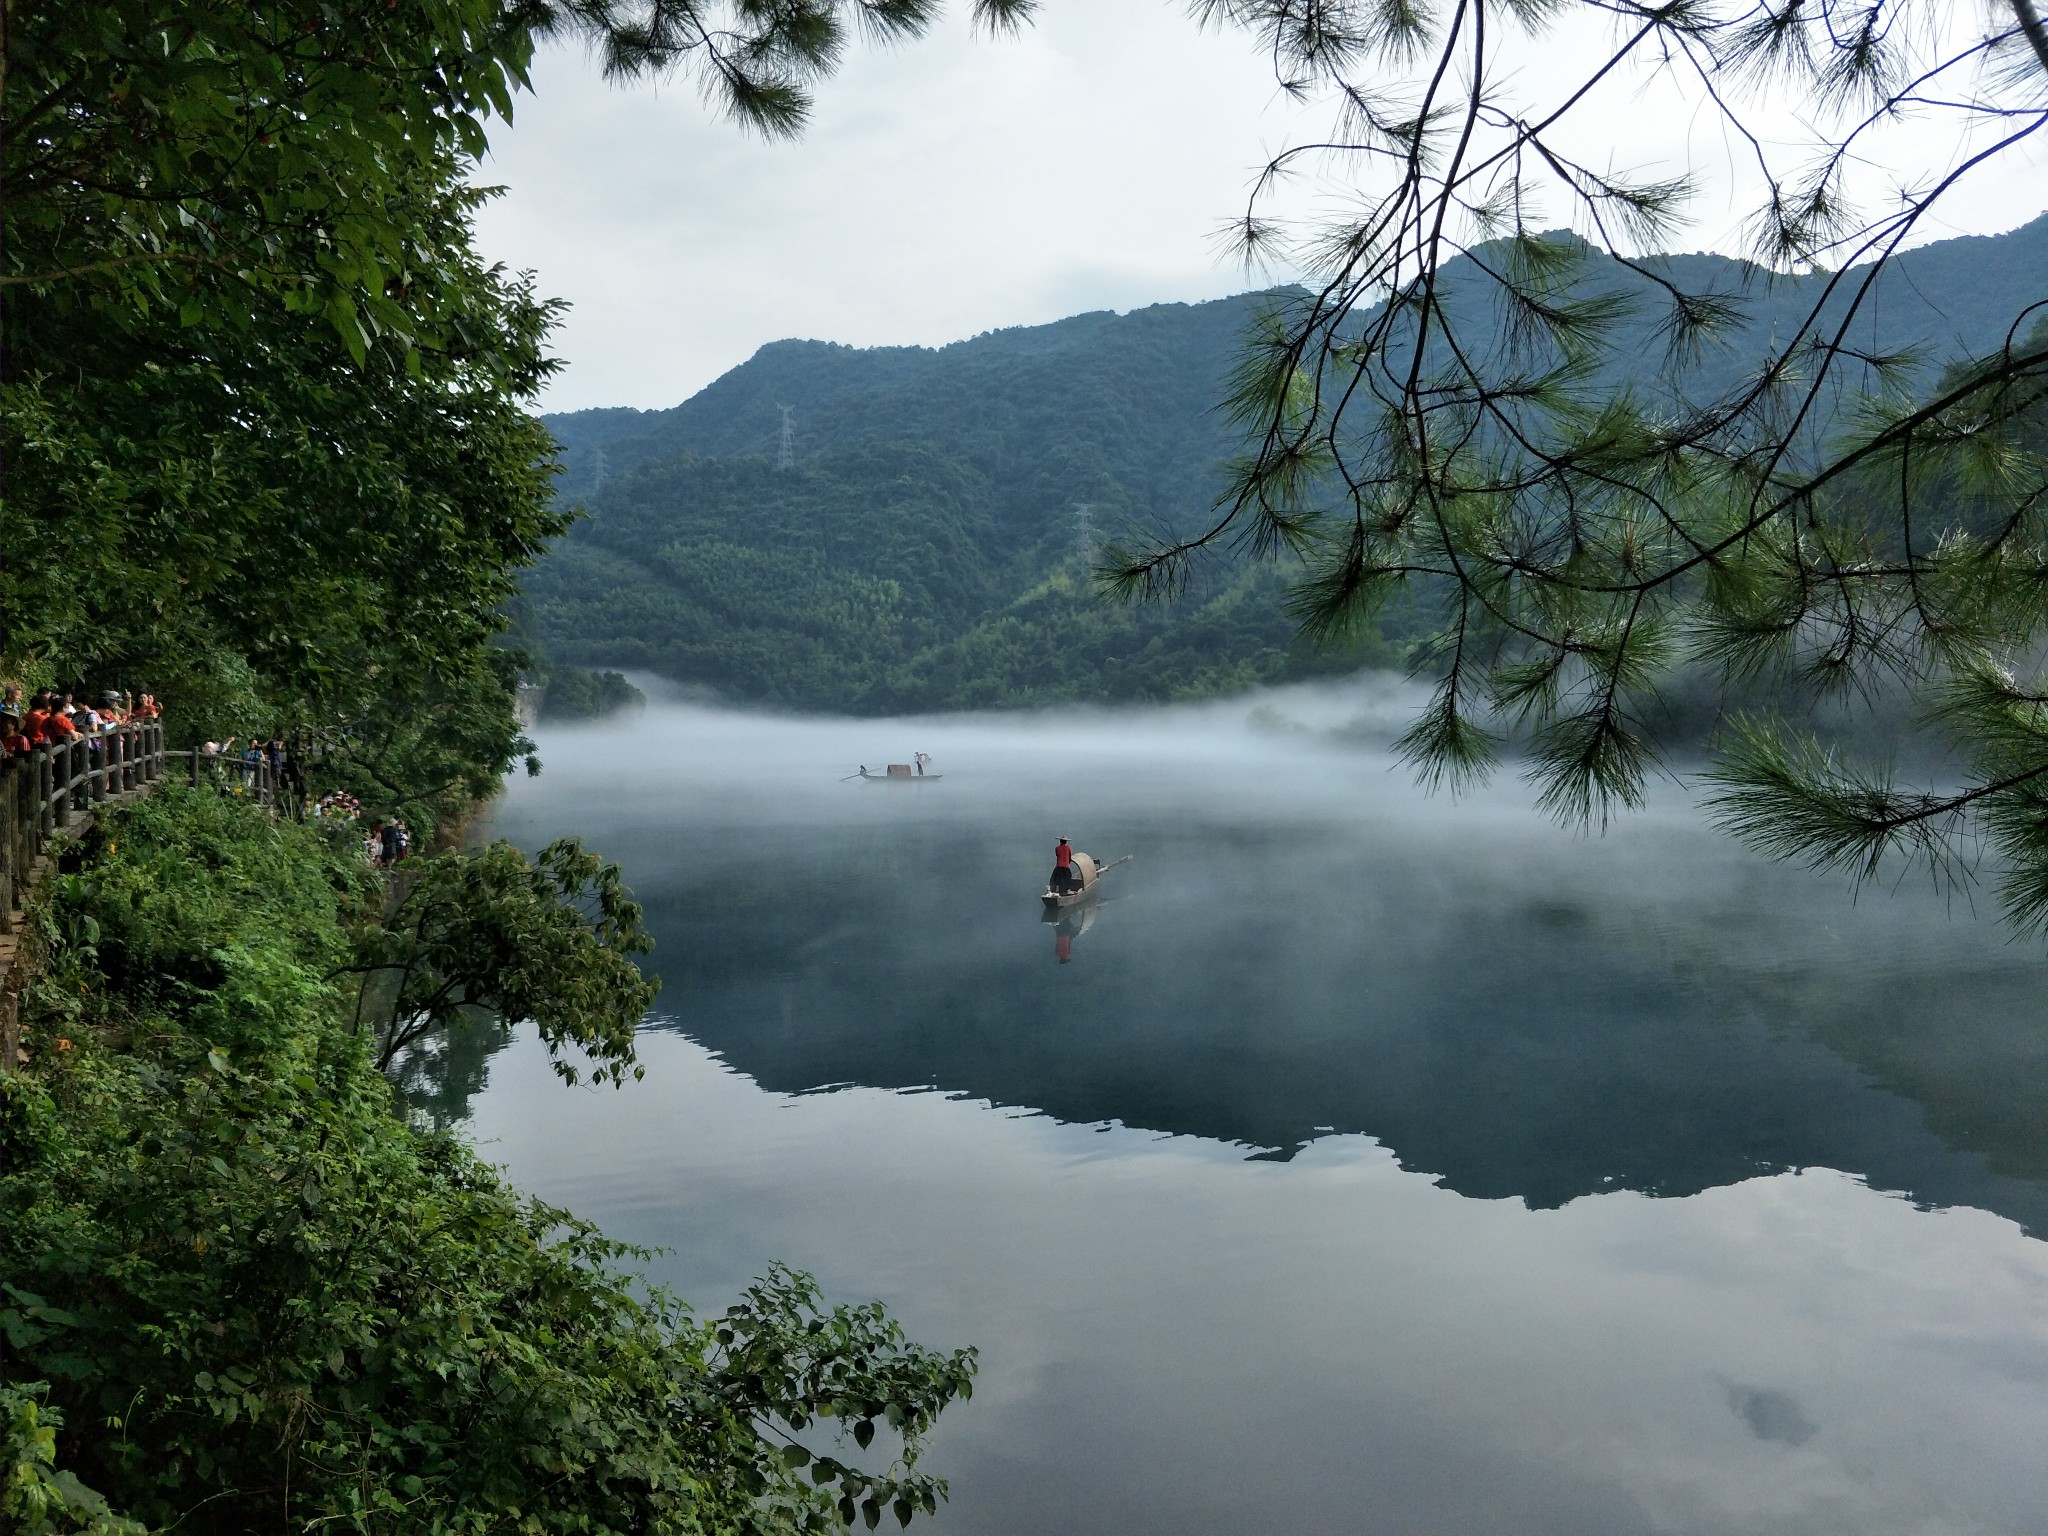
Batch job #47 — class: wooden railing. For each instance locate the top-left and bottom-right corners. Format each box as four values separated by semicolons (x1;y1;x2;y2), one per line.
0;723;169;933
1;725;300;1066
164;746;279;805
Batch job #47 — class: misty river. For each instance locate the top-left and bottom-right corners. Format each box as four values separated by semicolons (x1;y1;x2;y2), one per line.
454;679;2048;1536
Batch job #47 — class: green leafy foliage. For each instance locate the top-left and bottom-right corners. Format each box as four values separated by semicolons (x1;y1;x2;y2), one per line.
541;665;647;720
350;837;660;1085
5;0;1035;798
1;789;976;1534
551;0;1039;135
1;1385;143;1536
295;643;544;839
4;0;572;814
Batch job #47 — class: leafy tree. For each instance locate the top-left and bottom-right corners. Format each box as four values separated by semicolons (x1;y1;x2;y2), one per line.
5;7;1042;1531
5;0;572;787
541;664;649;719
1110;0;2048;930
1;790;976;1535
4;0;1032;783
295;643;544;836
346;837;659;1085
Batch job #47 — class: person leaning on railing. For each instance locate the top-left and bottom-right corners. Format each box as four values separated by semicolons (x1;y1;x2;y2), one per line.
27;693;78;746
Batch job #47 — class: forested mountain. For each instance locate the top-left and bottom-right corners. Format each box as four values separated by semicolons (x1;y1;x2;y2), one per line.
528;214;2048;712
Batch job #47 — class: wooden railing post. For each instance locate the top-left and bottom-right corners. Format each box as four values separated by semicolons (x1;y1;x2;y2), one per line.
1;762;16;932
50;746;70;832
35;749;52;844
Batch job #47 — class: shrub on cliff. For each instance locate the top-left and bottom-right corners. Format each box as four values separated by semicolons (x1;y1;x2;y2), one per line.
0;790;973;1534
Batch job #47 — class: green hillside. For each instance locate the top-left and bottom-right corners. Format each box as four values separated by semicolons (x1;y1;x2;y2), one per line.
527;215;2048;712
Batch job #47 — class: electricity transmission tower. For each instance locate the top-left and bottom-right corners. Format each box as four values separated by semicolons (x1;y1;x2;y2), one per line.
592;445;608;492
776;405;796;471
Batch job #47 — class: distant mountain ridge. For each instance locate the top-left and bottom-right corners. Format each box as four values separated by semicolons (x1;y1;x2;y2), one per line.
525;213;2048;712
547;212;2048;488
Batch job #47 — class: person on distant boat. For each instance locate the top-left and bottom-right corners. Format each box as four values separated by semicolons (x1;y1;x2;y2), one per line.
1050;837;1077;896
914;751;930;776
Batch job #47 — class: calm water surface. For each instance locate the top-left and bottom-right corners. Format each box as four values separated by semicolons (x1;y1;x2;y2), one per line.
460;685;2048;1535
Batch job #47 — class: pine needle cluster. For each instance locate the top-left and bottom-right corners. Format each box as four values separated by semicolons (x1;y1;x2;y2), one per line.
1112;0;2048;931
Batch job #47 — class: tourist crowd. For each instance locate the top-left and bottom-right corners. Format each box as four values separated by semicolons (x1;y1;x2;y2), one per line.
312;789;364;824
4;686;414;869
1;686;160;756
311;790;412;866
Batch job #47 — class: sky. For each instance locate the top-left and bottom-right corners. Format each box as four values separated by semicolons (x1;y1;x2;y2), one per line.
471;1;2048;415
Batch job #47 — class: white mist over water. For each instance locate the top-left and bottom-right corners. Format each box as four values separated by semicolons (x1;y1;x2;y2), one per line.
466;681;2048;1536
562;669;1439;815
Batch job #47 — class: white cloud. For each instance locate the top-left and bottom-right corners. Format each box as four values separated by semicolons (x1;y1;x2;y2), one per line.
473;3;1324;410
471;1;2048;413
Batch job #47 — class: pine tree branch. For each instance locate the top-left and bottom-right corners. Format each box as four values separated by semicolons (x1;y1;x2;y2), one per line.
2011;0;2048;80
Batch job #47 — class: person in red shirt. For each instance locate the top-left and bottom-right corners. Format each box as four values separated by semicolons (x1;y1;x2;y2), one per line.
23;696;54;745
41;700;80;742
1050;837;1077;896
2;724;29;757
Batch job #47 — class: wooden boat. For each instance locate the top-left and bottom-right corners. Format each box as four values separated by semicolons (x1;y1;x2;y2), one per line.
857;763;942;782
1041;851;1132;910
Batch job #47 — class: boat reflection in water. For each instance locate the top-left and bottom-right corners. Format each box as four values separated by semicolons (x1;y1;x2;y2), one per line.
1043;898;1104;964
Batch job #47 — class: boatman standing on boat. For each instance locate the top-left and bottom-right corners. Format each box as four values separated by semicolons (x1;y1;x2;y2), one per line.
1051;837;1077;896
